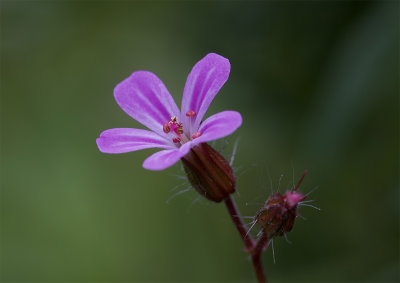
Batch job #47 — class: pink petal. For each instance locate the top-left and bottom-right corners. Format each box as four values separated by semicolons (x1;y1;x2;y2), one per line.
96;128;174;154
194;111;242;144
142;142;192;171
180;53;231;136
114;71;180;136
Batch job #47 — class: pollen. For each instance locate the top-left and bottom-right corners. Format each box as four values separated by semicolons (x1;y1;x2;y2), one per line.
186;110;196;117
163;117;187;143
163;123;171;133
192;131;202;139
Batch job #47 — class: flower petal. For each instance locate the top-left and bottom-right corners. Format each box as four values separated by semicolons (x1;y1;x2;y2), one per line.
114;71;180;136
96;128;174;154
181;53;231;135
193;111;242;144
142;142;192;171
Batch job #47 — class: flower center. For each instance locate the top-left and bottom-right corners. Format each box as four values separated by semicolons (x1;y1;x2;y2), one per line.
163;110;202;145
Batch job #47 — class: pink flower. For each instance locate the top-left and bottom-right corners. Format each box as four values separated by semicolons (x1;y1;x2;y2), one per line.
96;53;242;171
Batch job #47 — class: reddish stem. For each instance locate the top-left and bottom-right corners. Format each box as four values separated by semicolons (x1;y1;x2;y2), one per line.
250;231;269;283
253;231;269;256
251;254;267;283
224;195;255;249
224;195;267;283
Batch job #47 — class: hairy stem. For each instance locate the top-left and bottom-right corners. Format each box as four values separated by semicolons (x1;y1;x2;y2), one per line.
224;195;267;283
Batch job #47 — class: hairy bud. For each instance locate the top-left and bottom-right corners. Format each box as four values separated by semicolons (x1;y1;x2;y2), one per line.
255;171;308;239
181;143;235;202
255;191;300;239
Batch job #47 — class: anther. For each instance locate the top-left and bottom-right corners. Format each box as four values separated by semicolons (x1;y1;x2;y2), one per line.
173;137;181;143
163;123;171;133
186;110;196;117
176;126;184;134
192;131;202;139
171;116;178;123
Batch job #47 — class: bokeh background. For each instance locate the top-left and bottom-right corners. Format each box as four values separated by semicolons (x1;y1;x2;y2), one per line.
1;1;398;282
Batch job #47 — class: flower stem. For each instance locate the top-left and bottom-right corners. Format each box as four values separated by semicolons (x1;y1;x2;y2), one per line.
251;231;269;283
251;254;267;283
253;231;269;256
224;195;267;283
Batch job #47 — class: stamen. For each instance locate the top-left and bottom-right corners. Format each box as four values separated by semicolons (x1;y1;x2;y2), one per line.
186;110;196;117
192;131;202;139
163;116;191;144
176;126;184;134
163;123;171;133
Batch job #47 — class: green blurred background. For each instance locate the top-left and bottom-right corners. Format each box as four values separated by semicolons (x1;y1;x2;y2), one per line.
1;1;398;282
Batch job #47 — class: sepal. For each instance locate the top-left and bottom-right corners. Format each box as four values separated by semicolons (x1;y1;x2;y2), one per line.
181;143;235;202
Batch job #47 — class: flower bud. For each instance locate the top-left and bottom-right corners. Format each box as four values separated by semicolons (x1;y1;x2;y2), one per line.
181;143;235;202
255;171;308;239
255;191;302;239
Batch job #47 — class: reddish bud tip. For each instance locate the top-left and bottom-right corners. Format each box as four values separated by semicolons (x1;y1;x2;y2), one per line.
186;110;196;117
163;123;171;133
192;131;202;139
